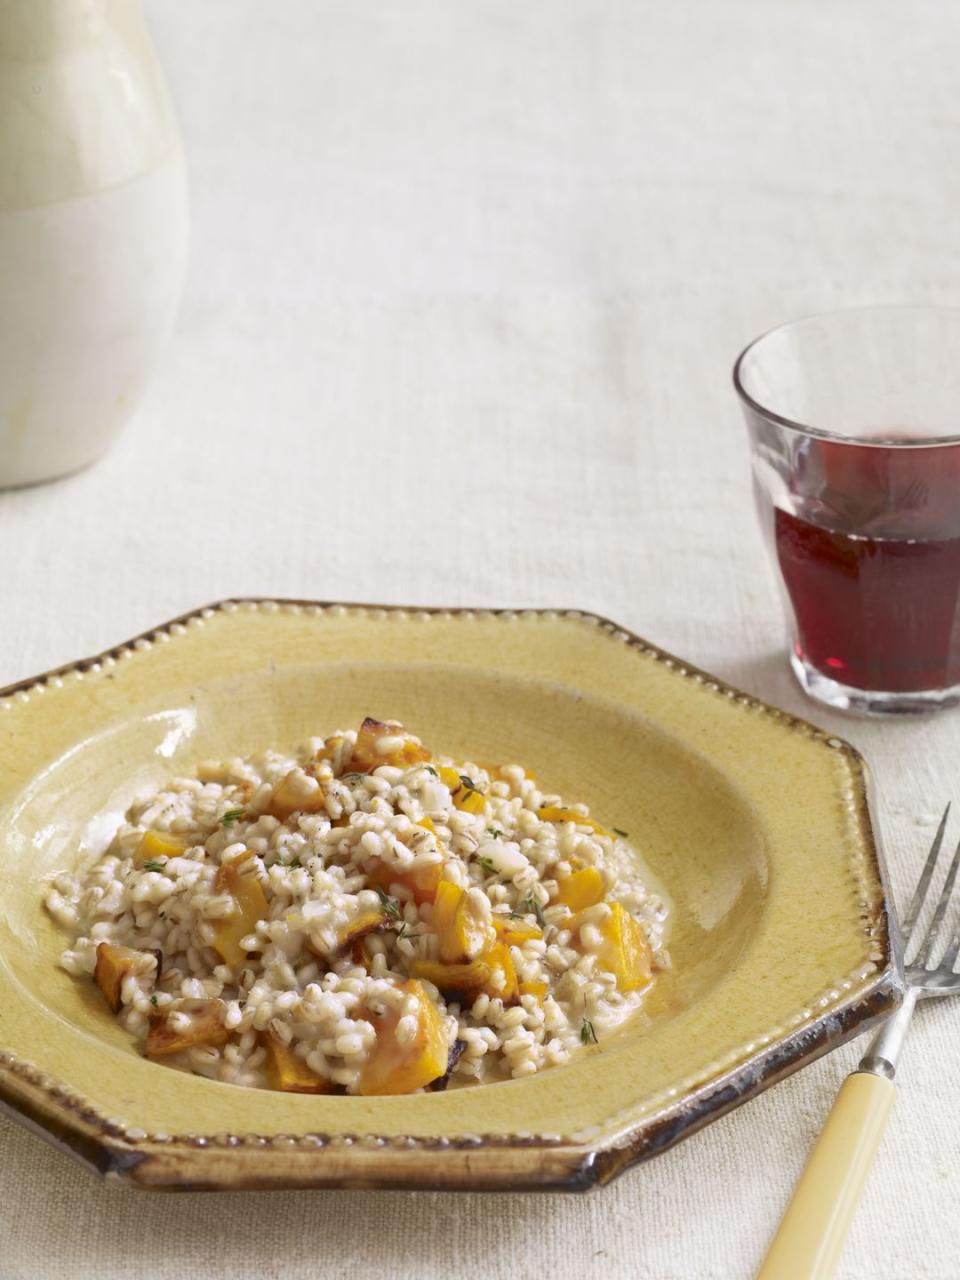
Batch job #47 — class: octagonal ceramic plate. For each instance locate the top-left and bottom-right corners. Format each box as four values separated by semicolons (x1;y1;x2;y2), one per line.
0;600;900;1191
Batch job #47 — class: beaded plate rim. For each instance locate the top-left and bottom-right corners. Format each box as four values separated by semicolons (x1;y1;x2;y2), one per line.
0;597;902;1191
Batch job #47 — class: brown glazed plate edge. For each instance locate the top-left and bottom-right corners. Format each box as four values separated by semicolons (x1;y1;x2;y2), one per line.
0;597;903;1191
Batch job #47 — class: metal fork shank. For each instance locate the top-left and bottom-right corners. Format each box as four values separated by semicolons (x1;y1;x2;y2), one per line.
859;988;919;1080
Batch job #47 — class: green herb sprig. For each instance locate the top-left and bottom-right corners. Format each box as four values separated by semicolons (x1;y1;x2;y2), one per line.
510;893;547;929
580;1018;598;1045
375;887;402;921
221;808;245;826
141;859;167;874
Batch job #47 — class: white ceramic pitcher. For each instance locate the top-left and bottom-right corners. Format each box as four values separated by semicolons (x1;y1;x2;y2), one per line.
0;0;188;488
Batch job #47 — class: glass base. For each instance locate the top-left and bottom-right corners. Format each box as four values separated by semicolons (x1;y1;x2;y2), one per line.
790;652;960;716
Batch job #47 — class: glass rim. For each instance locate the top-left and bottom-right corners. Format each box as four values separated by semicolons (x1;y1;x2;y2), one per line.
732;303;960;449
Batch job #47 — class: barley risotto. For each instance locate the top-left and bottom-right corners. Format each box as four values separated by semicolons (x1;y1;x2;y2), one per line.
45;718;670;1096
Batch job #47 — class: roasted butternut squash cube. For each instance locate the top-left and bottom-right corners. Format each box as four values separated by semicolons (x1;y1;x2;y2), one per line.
621;908;654;990
519;978;550;1000
336;907;388;950
212;853;270;968
455;787;486;815
492;916;543;946
429;881;492;963
537;806;612;838
409;940;519;1003
449;890;493;963
431;879;462;942
595;903;652;993
407;956;490;995
437;766;486;814
450;890;491;962
480;940;519;1001
267;768;328;820
263;1032;331;1093
357;980;448;1096
555;866;605;911
145;999;229;1057
94;942;161;1013
430;1037;467;1091
349;718;431;773
134;830;188;866
314;733;346;766
364;817;444;905
366;858;441;906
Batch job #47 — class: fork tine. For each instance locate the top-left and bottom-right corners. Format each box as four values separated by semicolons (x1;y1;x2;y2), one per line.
900;803;951;947
916;832;960;967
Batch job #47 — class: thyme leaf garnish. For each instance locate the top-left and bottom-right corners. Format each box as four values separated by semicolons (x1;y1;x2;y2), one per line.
375;887;402;921
221;808;245;826
580;1018;598;1045
511;893;546;928
141;859;167;873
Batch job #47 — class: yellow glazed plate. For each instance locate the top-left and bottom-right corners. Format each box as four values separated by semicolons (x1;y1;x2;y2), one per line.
0;600;900;1191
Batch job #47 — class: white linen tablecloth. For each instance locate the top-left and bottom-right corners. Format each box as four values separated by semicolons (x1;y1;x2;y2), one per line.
3;2;960;1276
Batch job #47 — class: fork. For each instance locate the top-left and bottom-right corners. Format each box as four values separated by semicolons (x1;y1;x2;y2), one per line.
757;805;959;1280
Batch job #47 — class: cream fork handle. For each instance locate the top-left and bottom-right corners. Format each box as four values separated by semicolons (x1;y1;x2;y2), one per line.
755;1070;895;1280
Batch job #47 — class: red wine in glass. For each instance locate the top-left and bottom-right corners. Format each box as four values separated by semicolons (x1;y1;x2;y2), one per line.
774;436;960;694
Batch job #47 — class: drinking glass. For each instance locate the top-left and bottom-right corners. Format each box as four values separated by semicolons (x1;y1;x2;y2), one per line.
734;305;960;716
